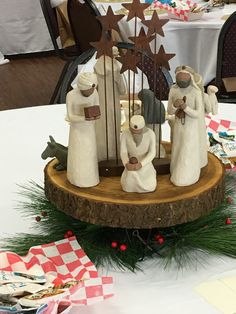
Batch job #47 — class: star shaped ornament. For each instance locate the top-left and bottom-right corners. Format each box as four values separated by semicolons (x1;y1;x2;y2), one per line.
96;6;124;33
129;27;154;53
122;0;150;21
90;35;116;59
152;45;175;70
116;49;141;74
142;11;169;37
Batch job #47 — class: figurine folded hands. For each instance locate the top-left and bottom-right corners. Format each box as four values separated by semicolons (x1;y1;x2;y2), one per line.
125;157;142;171
173;98;186;110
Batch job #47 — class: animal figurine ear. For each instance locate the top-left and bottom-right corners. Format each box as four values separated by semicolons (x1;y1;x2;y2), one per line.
47;141;54;148
49;135;56;143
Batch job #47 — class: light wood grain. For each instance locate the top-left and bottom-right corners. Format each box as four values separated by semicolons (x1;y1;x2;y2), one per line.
44;152;225;228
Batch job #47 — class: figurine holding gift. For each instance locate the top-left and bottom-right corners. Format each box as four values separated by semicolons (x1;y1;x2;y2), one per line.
66;72;100;188
167;65;202;186
120;115;157;193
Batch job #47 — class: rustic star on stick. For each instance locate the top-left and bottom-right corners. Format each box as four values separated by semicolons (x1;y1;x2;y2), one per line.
116;49;141;74
122;0;150;21
90;35;116;59
96;6;124;33
152;45;175;70
142;11;169;37
129;27;155;53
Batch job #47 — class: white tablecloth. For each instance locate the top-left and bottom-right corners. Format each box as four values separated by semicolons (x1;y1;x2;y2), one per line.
1;103;236;313
97;3;236;85
0;0;53;55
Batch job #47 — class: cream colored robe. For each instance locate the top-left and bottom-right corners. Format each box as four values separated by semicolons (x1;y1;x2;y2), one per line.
120;128;157;193
167;84;202;186
66;88;99;187
94;56;127;161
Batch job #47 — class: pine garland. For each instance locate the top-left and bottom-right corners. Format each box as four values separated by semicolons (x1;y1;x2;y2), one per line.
1;171;236;271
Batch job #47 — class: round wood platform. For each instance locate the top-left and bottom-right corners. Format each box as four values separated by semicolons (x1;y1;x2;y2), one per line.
44;150;225;229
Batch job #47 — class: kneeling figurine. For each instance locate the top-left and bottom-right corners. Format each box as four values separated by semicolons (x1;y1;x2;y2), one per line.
120;115;157;193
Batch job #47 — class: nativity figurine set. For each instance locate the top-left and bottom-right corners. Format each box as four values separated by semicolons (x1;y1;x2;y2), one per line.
43;0;219;194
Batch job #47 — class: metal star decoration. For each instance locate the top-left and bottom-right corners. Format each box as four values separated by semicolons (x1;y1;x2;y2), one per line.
152;45;175;70
122;0;150;21
142;11;169;37
96;6;124;33
129;27;155;53
116;49;141;74
90;35;116;59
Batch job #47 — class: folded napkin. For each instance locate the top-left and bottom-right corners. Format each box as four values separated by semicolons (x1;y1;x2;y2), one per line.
0;237;113;314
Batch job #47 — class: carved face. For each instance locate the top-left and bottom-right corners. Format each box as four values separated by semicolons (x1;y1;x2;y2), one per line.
176;72;191;88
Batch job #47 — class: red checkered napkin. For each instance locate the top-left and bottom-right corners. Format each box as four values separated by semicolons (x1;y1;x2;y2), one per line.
205;115;236;133
0;237;113;312
153;0;197;21
42;277;113;314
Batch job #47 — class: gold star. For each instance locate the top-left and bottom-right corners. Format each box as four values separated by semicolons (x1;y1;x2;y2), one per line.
142;11;169;37
122;0;150;21
152;45;175;70
116;49;141;74
90;35;116;59
96;6;124;33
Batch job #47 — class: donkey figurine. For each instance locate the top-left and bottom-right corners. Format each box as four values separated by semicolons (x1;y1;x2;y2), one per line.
41;136;68;171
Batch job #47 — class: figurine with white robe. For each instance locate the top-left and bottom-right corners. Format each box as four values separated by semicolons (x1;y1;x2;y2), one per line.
120;115;157;193
66;72;100;188
94;47;127;161
194;70;219;167
167;66;202;186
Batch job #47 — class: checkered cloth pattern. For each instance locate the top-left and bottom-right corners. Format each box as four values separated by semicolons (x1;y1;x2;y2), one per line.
0;237;113;313
205;115;236;133
153;0;197;21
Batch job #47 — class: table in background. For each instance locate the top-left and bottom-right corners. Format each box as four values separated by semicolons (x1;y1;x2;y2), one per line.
97;2;236;85
1;103;236;313
0;0;53;55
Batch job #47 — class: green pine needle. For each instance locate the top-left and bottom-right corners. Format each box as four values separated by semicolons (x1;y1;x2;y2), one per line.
1;171;236;271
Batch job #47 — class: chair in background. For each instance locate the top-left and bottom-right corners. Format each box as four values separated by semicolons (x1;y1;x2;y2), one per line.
40;0;80;104
67;0;103;55
215;11;236;103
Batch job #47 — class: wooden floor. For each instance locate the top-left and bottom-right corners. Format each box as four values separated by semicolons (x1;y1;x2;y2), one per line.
0;54;65;111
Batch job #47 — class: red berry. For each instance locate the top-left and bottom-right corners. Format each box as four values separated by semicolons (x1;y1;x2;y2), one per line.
66;230;74;237
226;218;232;225
155;234;162;241
111;241;118;248
41;211;47;217
226;197;233;204
35;216;41;222
64;233;69;239
119;244;127;251
158;237;165;245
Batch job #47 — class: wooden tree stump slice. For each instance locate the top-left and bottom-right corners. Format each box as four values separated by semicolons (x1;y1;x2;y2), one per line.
44;152;225;229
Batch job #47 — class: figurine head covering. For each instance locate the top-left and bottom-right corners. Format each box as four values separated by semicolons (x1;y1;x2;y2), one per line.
130;115;145;130
77;72;97;90
175;65;200;90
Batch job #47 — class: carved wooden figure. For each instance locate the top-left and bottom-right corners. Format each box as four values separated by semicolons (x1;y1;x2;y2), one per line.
94;47;127;162
120;115;157;193
167;65;202;186
66;72;100;188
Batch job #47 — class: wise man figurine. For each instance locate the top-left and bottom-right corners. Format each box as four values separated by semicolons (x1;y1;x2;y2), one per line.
120;115;157;193
66;72;100;188
167;65;202;186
